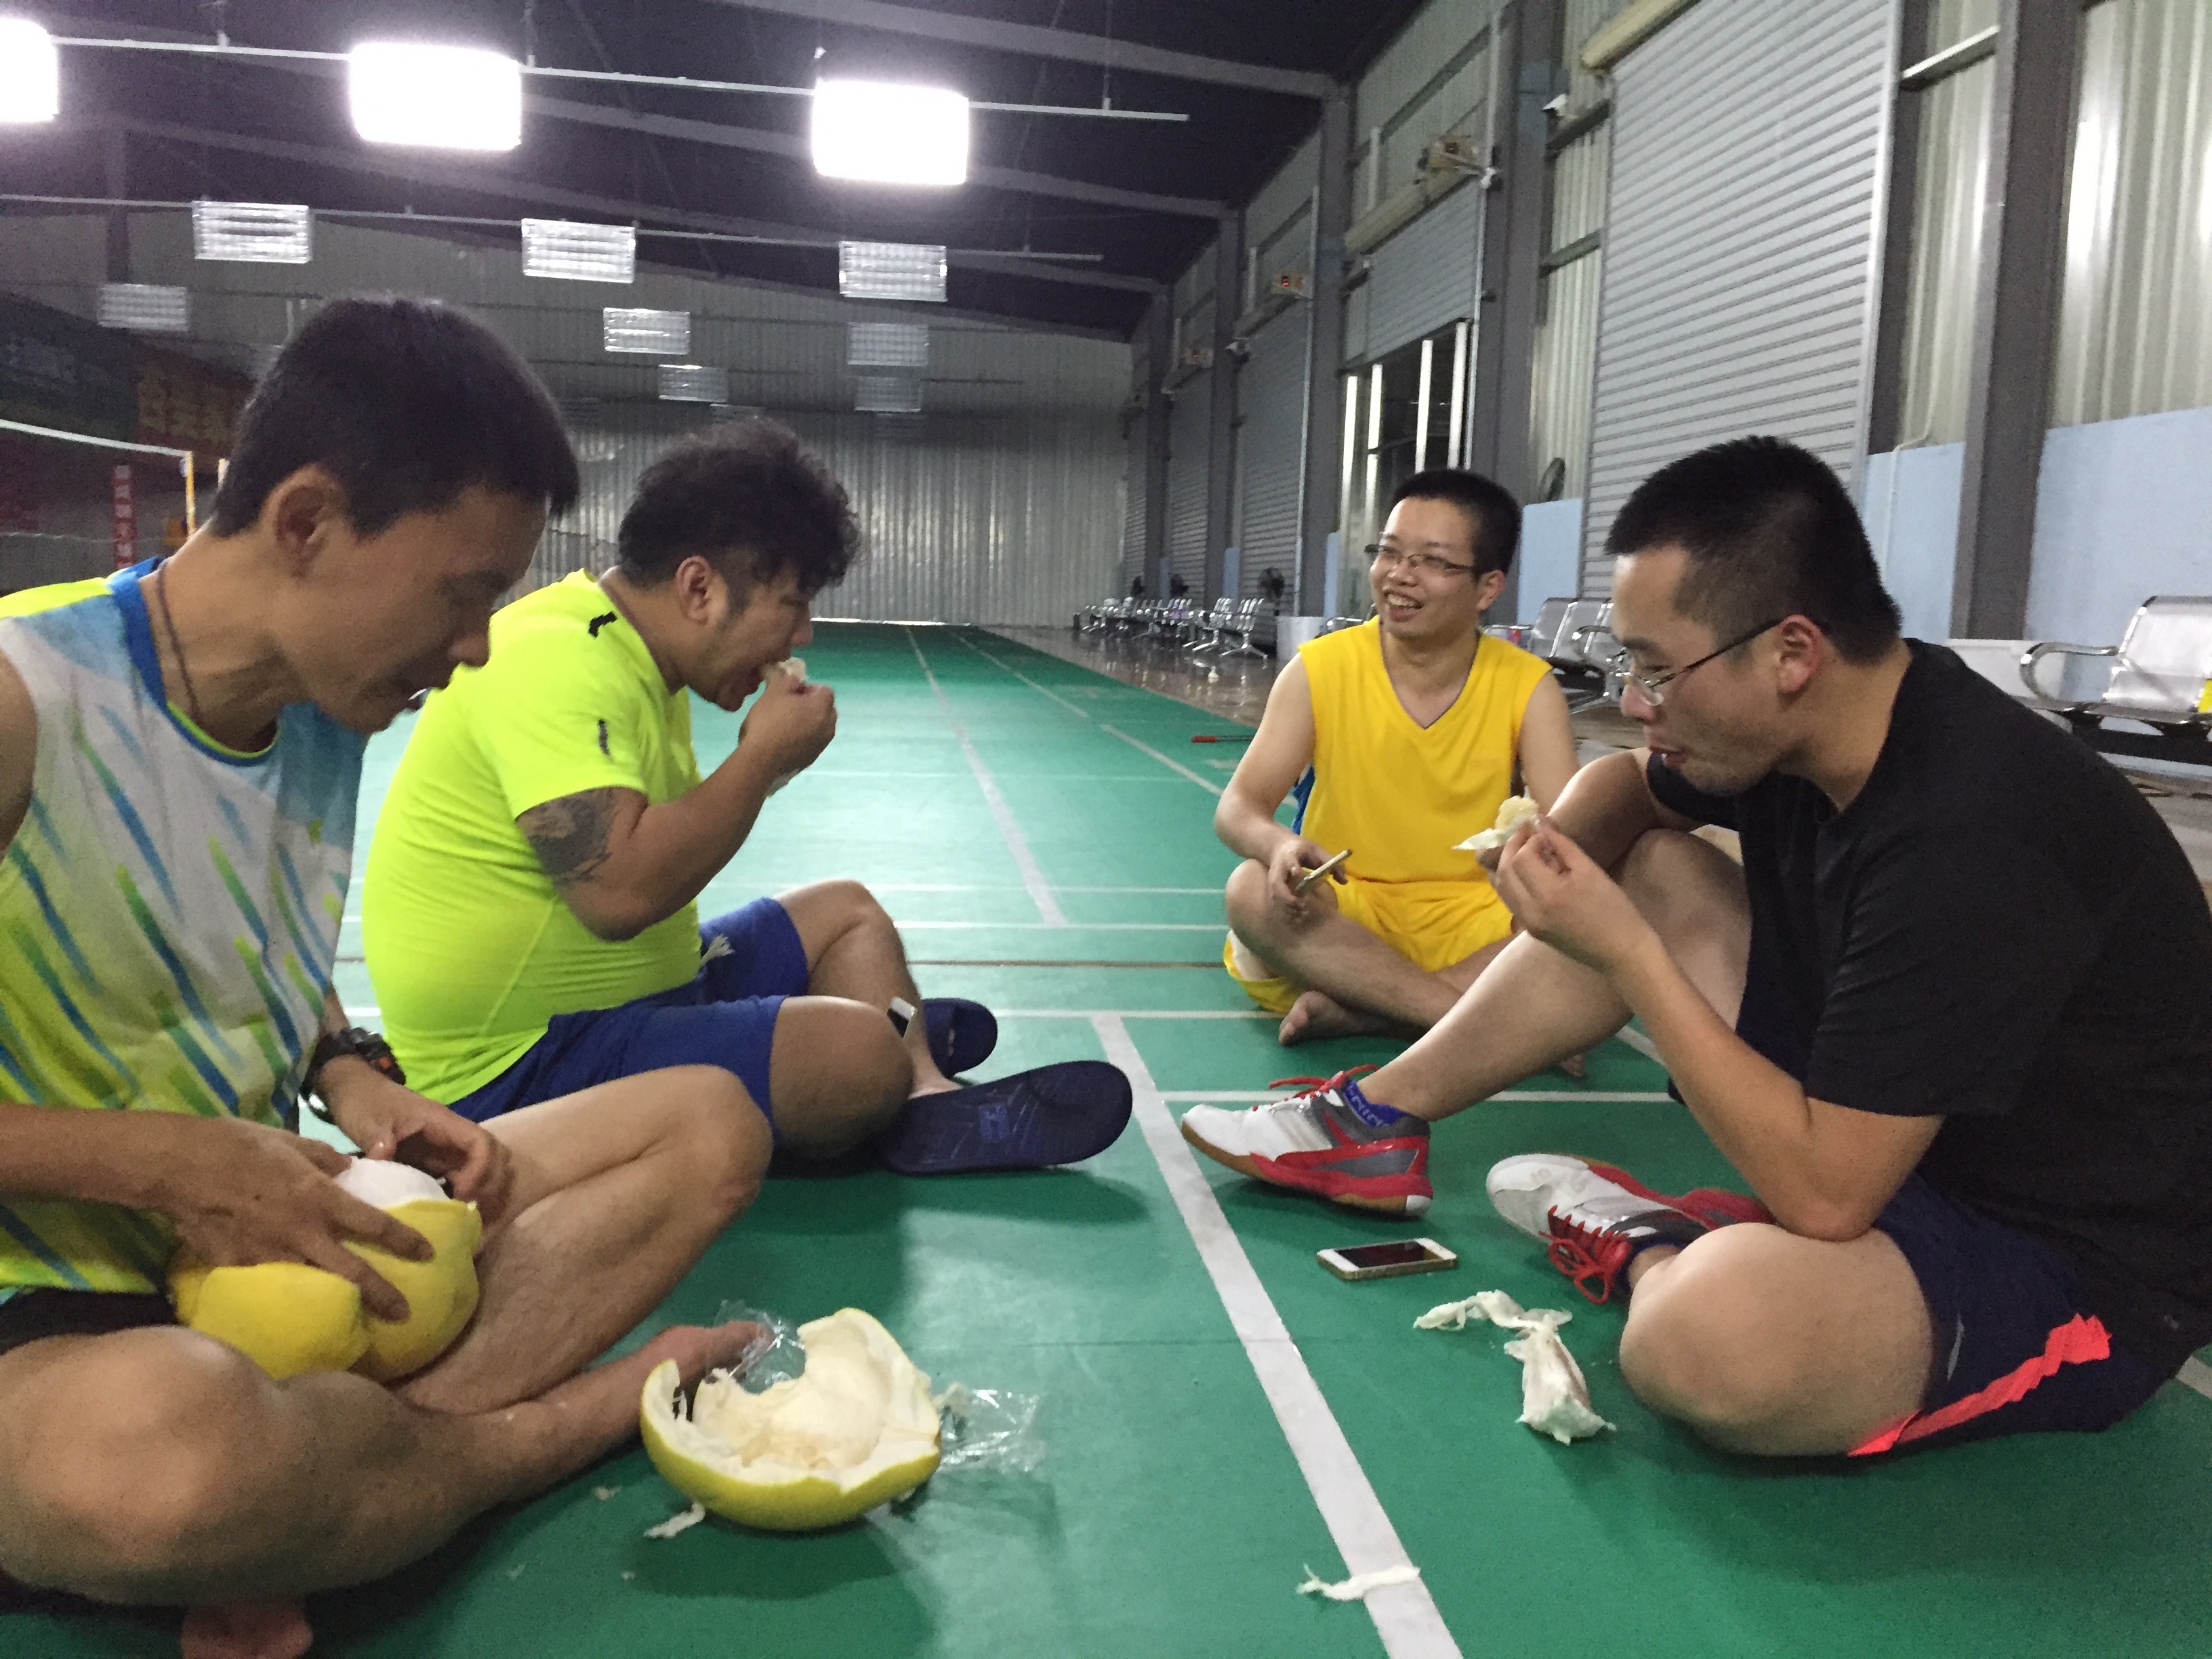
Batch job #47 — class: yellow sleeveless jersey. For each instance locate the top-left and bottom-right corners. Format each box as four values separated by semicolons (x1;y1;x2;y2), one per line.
1298;621;1552;884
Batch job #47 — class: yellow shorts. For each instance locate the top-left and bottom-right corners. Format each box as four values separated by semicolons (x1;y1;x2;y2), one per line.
1222;876;1516;1015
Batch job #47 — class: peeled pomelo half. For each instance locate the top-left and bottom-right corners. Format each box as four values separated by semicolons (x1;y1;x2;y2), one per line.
640;1308;941;1532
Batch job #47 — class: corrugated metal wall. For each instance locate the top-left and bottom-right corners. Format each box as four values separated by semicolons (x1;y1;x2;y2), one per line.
1353;0;1494;209
550;402;1122;626
1526;0;1626;504
1893;3;1994;448
1579;0;1895;595
1364;183;1484;361
1234;310;1309;600
2051;0;2212;428
0;213;1130;627
1166;374;1211;593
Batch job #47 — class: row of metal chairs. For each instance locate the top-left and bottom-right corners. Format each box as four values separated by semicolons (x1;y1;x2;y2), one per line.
1078;594;1270;657
1521;597;1622;710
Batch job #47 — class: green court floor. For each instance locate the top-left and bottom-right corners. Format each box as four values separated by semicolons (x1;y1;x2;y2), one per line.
12;623;2211;1657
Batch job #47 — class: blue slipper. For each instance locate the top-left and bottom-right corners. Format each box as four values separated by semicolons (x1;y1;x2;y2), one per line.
878;1061;1133;1175
923;998;998;1076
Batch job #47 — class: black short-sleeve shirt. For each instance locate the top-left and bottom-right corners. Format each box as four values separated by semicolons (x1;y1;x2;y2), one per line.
1645;641;2212;1373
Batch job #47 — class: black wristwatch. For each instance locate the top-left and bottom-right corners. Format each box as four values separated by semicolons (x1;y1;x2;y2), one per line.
305;1027;406;1122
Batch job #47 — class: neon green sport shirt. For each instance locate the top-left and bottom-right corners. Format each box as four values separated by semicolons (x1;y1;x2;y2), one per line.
360;572;704;1102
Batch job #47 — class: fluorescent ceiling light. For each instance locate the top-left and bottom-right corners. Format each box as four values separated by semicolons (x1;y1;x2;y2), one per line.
812;79;969;188
192;201;314;264
855;373;923;414
848;322;929;368
0;20;58;124
98;283;190;333
522;219;636;283
838;241;947;304
348;42;522;151
604;307;689;355
659;363;729;404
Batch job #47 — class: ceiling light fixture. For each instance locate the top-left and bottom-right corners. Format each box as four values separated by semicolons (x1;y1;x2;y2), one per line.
0;19;57;124
192;201;314;264
811;79;968;188
848;322;929;368
838;241;947;304
523;219;636;283
604;308;690;355
98;283;190;333
659;363;729;404
348;42;523;151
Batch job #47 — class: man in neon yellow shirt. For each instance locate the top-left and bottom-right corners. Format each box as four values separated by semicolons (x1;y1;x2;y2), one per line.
362;420;1128;1174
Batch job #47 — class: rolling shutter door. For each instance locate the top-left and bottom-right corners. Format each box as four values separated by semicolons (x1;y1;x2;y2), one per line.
1579;0;1893;596
1233;309;1309;599
1166;372;1210;594
1364;183;1484;361
1120;415;1147;591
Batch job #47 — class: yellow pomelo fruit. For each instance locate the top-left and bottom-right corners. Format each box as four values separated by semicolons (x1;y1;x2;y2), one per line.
640;1308;942;1532
168;1258;371;1380
167;1162;482;1383
349;1196;483;1381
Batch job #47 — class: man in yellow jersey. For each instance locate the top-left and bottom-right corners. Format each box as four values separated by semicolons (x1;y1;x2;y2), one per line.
360;421;1129;1176
1208;468;1578;1053
0;299;769;1658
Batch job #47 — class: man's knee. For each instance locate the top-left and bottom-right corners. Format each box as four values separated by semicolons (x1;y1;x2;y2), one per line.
3;1333;295;1598
1223;859;1271;934
786;878;891;942
1616;830;1748;956
657;1067;774;1220
1617;1227;1809;1439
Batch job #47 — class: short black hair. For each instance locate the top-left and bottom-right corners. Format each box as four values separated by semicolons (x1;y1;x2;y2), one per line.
1607;436;1901;663
1387;468;1521;576
214;295;577;536
616;419;859;595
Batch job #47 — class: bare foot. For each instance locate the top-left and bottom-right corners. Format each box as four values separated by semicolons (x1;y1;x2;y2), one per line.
180;1599;311;1659
1556;1051;1589;1082
1277;990;1393;1046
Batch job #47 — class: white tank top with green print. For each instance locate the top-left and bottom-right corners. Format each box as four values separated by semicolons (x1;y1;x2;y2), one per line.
0;568;365;1300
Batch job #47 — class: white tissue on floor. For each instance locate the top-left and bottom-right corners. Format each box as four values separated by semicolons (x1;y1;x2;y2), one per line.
1416;1288;1614;1444
644;1502;708;1539
1296;1563;1423;1602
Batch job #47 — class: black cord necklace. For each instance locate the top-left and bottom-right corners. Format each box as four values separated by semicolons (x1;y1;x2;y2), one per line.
150;562;205;731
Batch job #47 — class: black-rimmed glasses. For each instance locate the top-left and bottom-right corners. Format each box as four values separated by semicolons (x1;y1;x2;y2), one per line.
1607;618;1788;707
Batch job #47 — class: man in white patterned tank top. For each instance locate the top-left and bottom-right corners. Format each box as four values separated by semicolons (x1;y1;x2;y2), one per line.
0;299;773;1659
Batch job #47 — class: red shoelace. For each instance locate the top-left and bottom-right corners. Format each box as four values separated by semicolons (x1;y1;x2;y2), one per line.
1544;1210;1635;1305
1266;1063;1378;1096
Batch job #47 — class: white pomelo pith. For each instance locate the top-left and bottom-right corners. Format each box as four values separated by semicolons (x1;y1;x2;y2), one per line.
640;1308;941;1532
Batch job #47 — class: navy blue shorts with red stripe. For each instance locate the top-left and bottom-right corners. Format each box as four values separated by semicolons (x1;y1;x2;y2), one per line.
1850;1174;2169;1455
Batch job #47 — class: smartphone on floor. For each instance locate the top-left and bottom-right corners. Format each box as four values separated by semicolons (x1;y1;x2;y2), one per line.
1317;1238;1458;1282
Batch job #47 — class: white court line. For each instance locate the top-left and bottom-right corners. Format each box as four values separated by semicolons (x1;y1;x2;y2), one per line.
1614;1025;1661;1063
1095;1015;1460;1659
1098;722;1225;796
956;636;1097;721
893;920;1223;933
1157;1089;1675;1103
962;632;1229;799
2178;1357;2212;1401
905;628;1068;926
992;1008;1271;1020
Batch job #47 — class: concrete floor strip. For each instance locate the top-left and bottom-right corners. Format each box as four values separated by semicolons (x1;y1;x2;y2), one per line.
1096;1014;1463;1659
905;628;1069;926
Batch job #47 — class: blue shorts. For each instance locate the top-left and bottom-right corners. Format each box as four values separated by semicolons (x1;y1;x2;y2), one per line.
450;897;811;1133
1851;1174;2168;1455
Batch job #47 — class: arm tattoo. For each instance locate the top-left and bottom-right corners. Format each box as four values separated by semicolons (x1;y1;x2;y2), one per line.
518;787;629;889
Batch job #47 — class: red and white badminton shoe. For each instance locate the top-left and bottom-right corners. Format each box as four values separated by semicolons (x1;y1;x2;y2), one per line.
1179;1070;1432;1216
1486;1152;1771;1304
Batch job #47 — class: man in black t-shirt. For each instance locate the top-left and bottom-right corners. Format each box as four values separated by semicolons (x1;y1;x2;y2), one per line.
1180;436;2212;1457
